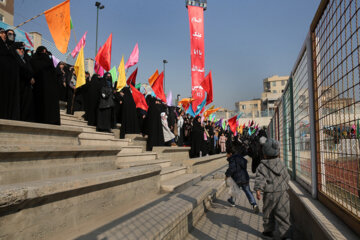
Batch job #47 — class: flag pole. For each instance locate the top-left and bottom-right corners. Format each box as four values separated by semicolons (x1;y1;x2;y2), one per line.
14;12;45;29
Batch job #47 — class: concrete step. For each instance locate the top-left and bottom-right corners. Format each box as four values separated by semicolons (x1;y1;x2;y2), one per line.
153;146;191;162
79;130;115;140
125;134;147;141
79;137;130;147
60;111;84;120
160;166;187;181
116;152;158;163
120;146;143;153
126;134;147;151
116;159;172;169
0;119;81;146
0;145;122;184
59;177;225;240
160;173;202;193
60;114;86;122
184;154;227;176
73;111;86;118
61;118;89;128
0;165;161;240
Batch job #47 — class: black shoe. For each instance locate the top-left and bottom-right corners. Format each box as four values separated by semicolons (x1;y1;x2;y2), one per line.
262;231;273;239
253;204;259;213
227;198;235;207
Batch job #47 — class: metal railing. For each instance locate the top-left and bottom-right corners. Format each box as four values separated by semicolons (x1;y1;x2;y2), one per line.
268;0;360;232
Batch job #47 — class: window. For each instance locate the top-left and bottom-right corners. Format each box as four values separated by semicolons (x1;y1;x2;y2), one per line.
272;81;276;86
242;105;246;110
0;14;3;22
273;90;277;93
254;104;258;107
282;80;285;86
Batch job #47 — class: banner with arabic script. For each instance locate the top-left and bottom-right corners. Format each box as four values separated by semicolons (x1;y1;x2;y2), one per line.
188;5;205;112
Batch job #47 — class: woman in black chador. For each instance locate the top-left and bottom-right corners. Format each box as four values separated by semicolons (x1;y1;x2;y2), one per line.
190;115;204;158
0;28;21;120
30;46;60;125
119;86;140;138
97;73;114;132
85;74;103;126
144;96;165;151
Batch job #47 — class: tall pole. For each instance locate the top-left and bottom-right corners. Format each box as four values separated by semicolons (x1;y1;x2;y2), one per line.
163;59;168;92
163;61;166;92
95;7;99;56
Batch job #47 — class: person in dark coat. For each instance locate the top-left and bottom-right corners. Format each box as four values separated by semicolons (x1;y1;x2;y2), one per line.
137;108;147;135
0;28;21;120
66;67;76;114
225;141;259;212
97;73;114;132
145;96;165;151
30;46;60;125
85;74;103;126
119;86;140;138
113;90;123;125
56;62;67;102
190;116;204;158
16;45;35;122
82;72;91;120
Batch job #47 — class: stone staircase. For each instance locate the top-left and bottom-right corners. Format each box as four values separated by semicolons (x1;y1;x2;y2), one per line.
0;112;227;240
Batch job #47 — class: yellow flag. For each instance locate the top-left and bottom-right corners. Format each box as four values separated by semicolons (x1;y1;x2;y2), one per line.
74;46;85;88
44;0;71;54
148;69;159;86
117;55;126;90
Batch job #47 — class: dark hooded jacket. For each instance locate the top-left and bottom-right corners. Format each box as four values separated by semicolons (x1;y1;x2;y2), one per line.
225;153;250;186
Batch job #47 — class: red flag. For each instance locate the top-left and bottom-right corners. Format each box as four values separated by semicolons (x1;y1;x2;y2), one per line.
188;5;206;112
25;32;34;48
201;71;213;105
151;72;166;103
95;33;112;71
228;115;237;134
130;84;148;111
126;67;138;86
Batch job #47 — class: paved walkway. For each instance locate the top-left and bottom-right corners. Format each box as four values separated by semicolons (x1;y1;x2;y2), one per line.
186;179;265;240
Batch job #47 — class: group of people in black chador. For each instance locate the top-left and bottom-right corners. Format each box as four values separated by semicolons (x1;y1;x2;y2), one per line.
1;26;227;159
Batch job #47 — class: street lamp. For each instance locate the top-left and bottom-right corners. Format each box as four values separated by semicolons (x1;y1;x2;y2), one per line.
163;59;168;92
95;2;105;56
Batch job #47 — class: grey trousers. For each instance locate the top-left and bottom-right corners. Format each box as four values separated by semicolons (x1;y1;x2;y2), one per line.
263;191;290;238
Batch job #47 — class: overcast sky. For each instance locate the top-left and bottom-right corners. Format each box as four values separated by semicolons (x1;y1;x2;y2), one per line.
14;0;321;109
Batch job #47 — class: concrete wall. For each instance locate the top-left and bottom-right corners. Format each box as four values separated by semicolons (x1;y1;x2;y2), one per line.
288;181;359;240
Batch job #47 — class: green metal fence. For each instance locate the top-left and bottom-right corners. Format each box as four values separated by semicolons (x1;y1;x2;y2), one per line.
267;0;360;232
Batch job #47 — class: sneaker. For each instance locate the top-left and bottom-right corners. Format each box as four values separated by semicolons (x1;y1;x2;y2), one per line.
262;231;273;239
253;204;259;213
227;198;235;207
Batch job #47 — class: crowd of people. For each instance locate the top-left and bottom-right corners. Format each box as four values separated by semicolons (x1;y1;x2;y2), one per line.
1;26;292;239
0;26;234;158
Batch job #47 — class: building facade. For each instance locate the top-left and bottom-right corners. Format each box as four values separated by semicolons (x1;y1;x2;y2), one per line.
261;75;289;114
235;99;262;118
0;0;14;26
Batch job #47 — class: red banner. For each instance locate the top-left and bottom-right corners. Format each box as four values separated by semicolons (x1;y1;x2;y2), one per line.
188;6;205;112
